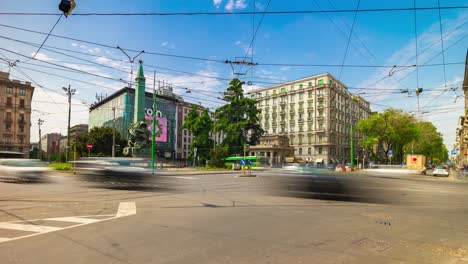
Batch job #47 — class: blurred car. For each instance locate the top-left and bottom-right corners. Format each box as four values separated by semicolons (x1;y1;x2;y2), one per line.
432;165;449;177
327;163;337;170
335;164;345;172
73;158;153;183
0;159;51;182
345;163;351;169
369;162;378;169
315;163;326;169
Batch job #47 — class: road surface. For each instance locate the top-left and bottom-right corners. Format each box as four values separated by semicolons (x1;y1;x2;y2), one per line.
0;169;467;263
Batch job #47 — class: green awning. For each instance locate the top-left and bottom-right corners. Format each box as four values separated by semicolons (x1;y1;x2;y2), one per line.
224;156;257;161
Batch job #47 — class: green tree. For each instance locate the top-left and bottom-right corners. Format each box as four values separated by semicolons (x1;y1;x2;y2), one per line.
183;106;214;166
214;78;263;155
75;126;127;157
406;122;448;163
208;145;229;168
356;109;419;163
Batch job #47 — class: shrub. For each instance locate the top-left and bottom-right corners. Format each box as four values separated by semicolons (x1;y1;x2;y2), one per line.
48;163;71;171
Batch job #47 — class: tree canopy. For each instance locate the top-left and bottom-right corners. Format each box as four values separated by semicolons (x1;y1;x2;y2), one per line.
214;78;263;155
74;126;126;157
183;106;214;165
356;109;447;164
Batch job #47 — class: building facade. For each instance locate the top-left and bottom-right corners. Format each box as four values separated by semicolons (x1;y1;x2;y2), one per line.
453;49;468;166
0;71;34;158
89;87;178;159
247;73;371;165
40;133;62;158
249;135;294;166
59;124;89;152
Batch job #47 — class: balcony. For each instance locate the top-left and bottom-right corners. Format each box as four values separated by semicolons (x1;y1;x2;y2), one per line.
272;123;277;127
289;119;295;124
317;104;325;109
316;116;324;120
280;101;286;105
298;107;304;113
298;118;304;123
18;119;26;124
4;117;12;123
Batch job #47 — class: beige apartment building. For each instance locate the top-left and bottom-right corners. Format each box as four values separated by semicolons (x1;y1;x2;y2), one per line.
0;71;34;157
247;73;371;165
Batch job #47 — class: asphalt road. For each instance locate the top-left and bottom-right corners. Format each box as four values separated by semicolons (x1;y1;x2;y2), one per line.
0;169;467;263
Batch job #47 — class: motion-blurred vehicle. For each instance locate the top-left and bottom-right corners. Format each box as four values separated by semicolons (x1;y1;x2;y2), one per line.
282;163;305;170
432;165;449;177
327;163;337;170
73;158;153;183
369;162;378;169
0;159;50;182
335;164;345;172
315;163;326;169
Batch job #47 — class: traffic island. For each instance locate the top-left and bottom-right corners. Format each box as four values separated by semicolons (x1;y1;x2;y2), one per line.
238;174;257;177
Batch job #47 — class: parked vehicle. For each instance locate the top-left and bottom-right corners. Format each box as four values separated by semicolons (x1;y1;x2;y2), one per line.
327;163;337;170
432;165;449;177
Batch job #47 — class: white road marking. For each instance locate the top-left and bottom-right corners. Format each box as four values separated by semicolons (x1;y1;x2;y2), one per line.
45;217;100;224
0;202;136;244
0;223;61;233
173;176;197;180
116;202;136;217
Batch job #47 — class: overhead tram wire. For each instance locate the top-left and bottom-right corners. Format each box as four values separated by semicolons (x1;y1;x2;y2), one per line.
359;19;468;94
338;0;361;80
0;6;467;16
238;0;272;73
437;0;448;89
31;13;63;60
0;47;128;84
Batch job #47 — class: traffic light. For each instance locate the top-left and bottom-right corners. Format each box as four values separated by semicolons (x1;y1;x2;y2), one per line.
415;88;423;96
58;0;76;17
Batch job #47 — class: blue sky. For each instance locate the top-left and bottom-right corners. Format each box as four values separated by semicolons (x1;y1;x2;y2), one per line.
0;0;467;149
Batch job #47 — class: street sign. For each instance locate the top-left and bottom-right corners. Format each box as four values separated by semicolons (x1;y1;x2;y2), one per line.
86;143;93;150
388;150;393;157
451;150;457;155
240;159;245;165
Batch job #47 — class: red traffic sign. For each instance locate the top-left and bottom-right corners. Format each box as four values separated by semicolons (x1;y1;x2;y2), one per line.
87;143;93;150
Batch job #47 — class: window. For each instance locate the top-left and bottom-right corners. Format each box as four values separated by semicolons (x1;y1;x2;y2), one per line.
273;128;276;133
318;147;323;154
299;93;304;100
19;114;25;122
308;82;312;87
299;84;303;89
184;138;187;143
266;91;270;96
5;124;11;131
19;125;24;133
308;147;312;155
329;79;333;85
6;97;12;106
19;99;25;108
290;95;295;101
6;87;13;94
290;137;294;145
184;109;187;114
290;127;295;132
273;98;277;104
19;88;26;95
308;91;312;97
280;87;286;93
318;79;324;85
299;148;303;155
318;136;323;143
290;86;294;91
6;112;12;120
308;135;312;144
298;136;303;145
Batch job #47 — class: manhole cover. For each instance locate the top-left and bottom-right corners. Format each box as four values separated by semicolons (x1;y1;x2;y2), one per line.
353;237;392;253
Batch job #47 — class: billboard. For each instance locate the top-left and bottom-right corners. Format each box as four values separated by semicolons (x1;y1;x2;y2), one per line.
144;114;167;142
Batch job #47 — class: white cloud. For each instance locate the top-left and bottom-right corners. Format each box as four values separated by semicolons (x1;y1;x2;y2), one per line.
161;41;169;47
161;41;175;49
87;47;101;54
213;0;223;8
225;0;247;11
71;43;78;47
32;52;58;62
234;40;253;56
234;0;247;9
280;66;290;72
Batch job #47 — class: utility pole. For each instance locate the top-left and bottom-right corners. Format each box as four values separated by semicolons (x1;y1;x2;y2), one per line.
350;124;355;169
38;118;44;160
151;71;157;176
62;85;75;162
112;107;116;157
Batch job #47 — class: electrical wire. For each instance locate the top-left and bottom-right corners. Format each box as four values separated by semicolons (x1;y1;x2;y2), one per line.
338;0;361;79
31;14;63;59
437;0;448;89
0;6;467;16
